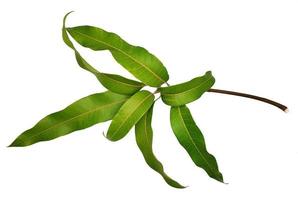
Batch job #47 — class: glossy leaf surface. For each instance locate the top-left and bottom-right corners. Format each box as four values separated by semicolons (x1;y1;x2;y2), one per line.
170;105;223;182
160;71;215;106
67;25;169;87
135;104;185;188
10;92;128;147
63;12;144;95
106;90;154;141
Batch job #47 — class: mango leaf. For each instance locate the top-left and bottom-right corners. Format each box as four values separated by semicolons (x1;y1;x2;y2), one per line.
66;25;169;87
170;105;223;182
63;12;144;95
160;71;215;106
9;91;129;147
106;90;154;141
95;73;144;95
63;12;99;75
135;104;185;188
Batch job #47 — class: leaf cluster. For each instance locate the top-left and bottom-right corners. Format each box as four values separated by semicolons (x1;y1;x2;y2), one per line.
10;12;224;188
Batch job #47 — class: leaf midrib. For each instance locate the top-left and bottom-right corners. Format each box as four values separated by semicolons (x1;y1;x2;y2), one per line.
25;99;127;142
65;29;142;89
142;111;167;177
109;93;152;139
143;113;151;147
69;29;166;84
63;25;100;75
161;76;213;97
99;73;144;88
177;107;216;174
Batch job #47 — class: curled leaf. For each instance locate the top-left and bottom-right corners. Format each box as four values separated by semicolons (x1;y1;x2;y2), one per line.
160;71;215;106
66;25;169;87
9;92;128;147
106;90;154;141
170;105;223;182
63;11;99;75
135;104;185;188
63;12;144;95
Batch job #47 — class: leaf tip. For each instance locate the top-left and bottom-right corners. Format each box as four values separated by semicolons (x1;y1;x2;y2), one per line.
8;139;21;147
173;184;188;189
213;172;225;183
65;11;75;18
102;131;109;139
8;137;32;147
63;11;74;25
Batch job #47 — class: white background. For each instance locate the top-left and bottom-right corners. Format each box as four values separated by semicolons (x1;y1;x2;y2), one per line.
1;0;297;199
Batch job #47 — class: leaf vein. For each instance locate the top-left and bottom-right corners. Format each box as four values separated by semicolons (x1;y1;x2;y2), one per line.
70;30;166;84
162;76;213;97
177;107;216;174
109;93;152;139
25;99;127;142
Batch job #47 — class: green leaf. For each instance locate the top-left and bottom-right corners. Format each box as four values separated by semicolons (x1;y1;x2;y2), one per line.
160;71;215;106
95;73;144;95
62;12;144;95
66;25;169;87
106;90;154;141
135;104;185;188
170;105;223;182
9;91;129;147
62;12;99;75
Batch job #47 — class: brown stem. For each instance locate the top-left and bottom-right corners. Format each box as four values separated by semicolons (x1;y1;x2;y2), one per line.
207;88;288;112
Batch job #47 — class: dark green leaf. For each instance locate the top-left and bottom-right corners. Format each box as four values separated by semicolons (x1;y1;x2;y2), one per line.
170;105;223;182
106;90;154;141
9;91;129;147
160;71;215;106
66;25;169;87
135;104;185;188
63;12;144;95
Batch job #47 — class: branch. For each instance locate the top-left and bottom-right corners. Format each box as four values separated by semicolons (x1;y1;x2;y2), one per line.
207;88;288;112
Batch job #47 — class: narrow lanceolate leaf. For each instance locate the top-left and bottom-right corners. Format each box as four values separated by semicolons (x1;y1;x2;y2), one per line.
62;12;144;95
66;25;169;87
62;11;99;75
9;92;129;147
160;71;215;106
106;90;154;141
170;105;223;182
135;104;185;188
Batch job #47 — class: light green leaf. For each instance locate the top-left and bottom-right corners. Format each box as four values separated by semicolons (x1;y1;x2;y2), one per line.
160;71;215;106
9;91;129;147
170;105;223;182
63;12;144;95
66;25;169;87
135;104;185;188
106;90;154;141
